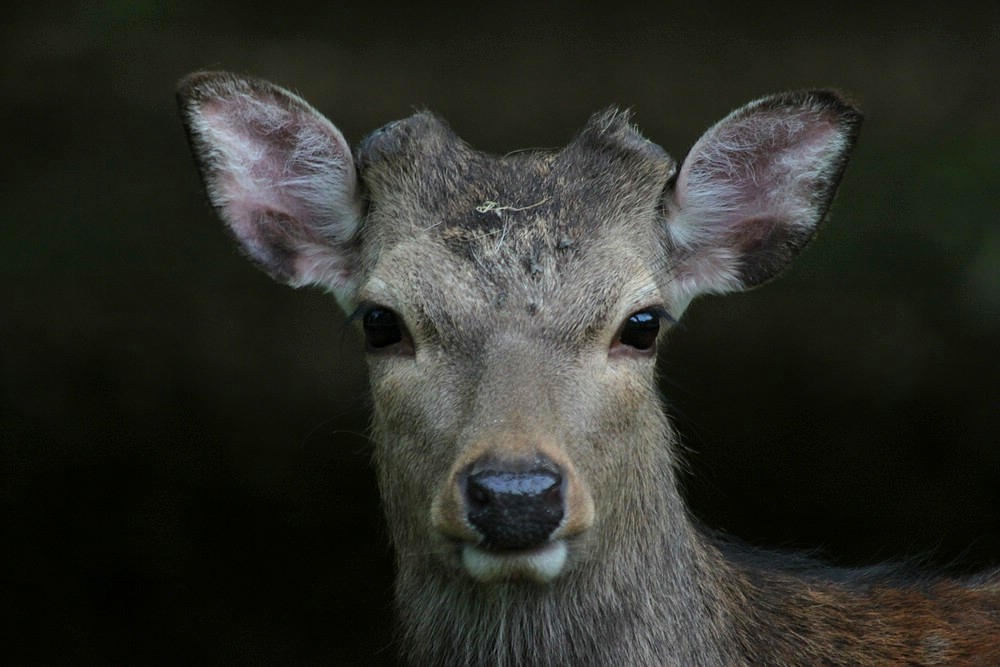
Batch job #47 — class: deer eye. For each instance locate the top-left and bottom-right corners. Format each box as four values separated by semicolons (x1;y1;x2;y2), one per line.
360;306;409;351
614;309;664;354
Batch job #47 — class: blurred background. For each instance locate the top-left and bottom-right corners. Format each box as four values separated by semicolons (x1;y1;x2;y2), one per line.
2;1;998;664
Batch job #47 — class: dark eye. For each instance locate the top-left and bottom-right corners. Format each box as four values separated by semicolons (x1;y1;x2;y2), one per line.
616;309;661;352
362;307;406;350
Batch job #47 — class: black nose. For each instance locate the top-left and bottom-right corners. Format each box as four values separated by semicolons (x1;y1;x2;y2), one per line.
463;465;564;551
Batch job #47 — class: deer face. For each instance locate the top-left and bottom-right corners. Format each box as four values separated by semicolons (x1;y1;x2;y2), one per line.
177;72;860;585
351;111;680;582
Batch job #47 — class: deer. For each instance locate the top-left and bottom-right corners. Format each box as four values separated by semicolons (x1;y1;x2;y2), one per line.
177;71;1000;666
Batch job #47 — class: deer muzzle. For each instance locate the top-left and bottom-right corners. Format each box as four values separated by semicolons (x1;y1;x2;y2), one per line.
431;438;595;583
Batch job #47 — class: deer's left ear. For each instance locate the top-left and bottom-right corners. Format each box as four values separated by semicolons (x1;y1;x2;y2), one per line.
661;91;862;310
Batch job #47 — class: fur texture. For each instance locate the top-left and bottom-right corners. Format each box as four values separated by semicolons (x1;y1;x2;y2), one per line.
177;72;1000;666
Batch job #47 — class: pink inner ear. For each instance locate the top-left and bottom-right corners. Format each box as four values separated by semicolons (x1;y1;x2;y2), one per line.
192;89;362;290
672;107;845;248
663;95;856;305
199;102;295;255
202;96;354;231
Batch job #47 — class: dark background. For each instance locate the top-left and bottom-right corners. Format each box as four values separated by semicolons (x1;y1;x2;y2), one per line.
3;1;999;664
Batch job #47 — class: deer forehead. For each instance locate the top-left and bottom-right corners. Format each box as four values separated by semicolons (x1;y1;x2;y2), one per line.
354;110;677;346
355;109;677;239
360;216;663;354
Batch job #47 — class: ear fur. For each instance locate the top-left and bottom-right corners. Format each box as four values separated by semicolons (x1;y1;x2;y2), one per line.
662;91;862;310
177;71;363;307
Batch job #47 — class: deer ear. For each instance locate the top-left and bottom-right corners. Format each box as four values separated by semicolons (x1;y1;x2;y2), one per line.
661;91;861;310
177;71;363;308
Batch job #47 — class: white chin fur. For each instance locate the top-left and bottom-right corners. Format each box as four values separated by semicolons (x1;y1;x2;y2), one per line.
462;541;568;583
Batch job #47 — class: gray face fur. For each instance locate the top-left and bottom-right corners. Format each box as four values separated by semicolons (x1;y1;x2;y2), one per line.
354;108;677;346
178;72;862;665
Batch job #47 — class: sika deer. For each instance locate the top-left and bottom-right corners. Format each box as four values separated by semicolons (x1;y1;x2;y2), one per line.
177;72;1000;666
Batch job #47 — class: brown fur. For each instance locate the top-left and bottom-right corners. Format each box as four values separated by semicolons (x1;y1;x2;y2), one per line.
177;72;1000;666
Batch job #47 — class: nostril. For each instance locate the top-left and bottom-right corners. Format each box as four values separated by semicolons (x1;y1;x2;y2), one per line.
467;479;492;511
463;468;565;551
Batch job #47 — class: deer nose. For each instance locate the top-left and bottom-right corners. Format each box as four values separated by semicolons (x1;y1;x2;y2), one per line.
463;463;565;551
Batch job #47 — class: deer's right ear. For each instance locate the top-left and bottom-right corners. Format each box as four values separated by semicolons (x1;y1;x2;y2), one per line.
177;72;363;308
